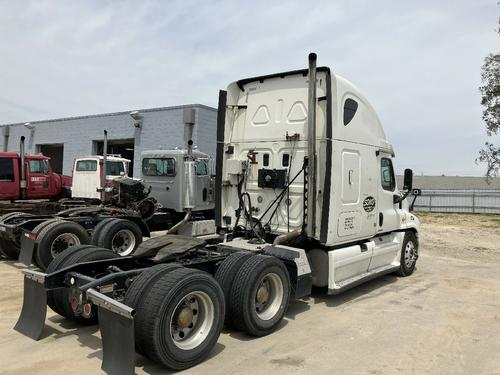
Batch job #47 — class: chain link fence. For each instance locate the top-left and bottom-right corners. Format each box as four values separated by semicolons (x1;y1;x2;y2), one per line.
410;189;500;214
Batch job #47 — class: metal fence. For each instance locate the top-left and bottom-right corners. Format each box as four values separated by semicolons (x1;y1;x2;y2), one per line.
410;189;500;214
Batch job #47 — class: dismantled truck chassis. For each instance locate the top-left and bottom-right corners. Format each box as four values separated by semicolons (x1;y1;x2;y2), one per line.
0;177;158;269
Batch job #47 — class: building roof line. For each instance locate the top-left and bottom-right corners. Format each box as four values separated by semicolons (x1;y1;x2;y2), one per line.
0;103;217;127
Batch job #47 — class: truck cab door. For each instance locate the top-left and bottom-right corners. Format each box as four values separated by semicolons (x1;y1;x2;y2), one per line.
0;157;19;200
369;154;400;270
194;159;212;210
27;159;53;199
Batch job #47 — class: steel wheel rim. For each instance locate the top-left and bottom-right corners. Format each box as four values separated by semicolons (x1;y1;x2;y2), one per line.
169;291;214;350
111;229;136;255
51;233;80;257
404;240;417;268
255;272;284;321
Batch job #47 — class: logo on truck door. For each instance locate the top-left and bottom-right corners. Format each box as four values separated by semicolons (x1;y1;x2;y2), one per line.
363;196;376;212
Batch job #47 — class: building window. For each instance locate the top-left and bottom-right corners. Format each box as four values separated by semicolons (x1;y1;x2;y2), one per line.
343;98;358;126
29;159;49;174
0;159;14;181
380;158;395;191
76;160;98;171
142;158;175;176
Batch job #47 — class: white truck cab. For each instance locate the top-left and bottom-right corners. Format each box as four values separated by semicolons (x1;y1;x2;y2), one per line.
216;54;420;294
71;155;130;199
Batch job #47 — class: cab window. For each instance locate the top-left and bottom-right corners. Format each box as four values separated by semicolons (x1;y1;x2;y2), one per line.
380;158;395;191
142;158;175;176
106;161;125;176
0;159;14;181
76;160;97;171
29;159;49;174
195;159;208;176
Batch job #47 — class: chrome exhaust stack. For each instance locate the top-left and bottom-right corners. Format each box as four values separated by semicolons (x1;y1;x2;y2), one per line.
166;108;196;234
20;136;26;199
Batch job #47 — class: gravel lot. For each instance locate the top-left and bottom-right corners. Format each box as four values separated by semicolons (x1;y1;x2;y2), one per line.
1;213;499;375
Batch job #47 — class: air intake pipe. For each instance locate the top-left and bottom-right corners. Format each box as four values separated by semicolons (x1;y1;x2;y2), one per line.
306;52;317;237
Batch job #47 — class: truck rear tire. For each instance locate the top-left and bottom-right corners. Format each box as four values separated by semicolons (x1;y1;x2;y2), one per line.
34;220;90;271
124;263;182;355
229;255;291;337
0;212;33;259
396;231;419;277
51;247;119;324
46;244;96;315
137;267;225;370
32;219;64;267
90;218;115;246
214;251;254;325
95;219;142;256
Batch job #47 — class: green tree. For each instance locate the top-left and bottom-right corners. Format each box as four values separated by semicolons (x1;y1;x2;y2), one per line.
478;18;500;178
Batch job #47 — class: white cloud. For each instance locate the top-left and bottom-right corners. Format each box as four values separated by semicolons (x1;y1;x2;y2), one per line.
0;0;498;176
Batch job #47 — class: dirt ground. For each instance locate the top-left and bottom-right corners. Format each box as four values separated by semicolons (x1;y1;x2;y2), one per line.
1;212;499;375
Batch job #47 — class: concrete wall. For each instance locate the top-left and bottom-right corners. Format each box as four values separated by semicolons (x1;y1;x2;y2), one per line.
0;104;217;176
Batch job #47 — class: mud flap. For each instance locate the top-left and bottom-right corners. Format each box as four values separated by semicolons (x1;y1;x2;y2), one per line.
14;274;47;340
86;289;136;375
99;308;135;375
18;231;37;266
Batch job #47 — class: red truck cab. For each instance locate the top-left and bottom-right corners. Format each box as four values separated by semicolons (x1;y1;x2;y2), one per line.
0;152;72;201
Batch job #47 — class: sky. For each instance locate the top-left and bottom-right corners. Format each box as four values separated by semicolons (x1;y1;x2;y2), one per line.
0;0;498;176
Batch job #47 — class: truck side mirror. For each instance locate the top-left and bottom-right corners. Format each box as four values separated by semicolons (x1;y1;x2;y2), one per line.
403;169;413;191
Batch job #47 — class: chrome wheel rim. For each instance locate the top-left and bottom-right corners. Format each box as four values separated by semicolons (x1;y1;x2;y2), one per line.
51;233;80;257
169;291;214;350
255;272;284;321
111;229;136;256
404;240;418;268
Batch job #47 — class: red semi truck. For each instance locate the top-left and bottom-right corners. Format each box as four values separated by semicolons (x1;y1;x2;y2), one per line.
0;137;72;201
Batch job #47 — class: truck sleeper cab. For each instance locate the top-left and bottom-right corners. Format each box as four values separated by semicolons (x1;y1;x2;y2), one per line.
14;54;420;374
217;56;419;294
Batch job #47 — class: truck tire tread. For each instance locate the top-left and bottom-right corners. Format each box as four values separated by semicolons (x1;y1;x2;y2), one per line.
230;254;290;337
214;251;254;325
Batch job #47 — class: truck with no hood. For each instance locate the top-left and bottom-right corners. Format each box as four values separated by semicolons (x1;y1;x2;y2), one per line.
14;54;420;374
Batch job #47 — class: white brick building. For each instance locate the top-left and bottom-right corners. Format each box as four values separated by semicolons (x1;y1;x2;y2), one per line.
0;104;217;177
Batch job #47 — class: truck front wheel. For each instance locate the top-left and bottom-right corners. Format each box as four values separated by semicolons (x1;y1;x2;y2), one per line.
229;255;291;337
396;231;419;277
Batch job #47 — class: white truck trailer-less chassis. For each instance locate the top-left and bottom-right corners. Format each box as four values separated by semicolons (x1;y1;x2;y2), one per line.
14;54;420;374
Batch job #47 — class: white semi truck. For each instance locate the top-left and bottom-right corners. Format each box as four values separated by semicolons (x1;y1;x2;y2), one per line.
14;54;419;374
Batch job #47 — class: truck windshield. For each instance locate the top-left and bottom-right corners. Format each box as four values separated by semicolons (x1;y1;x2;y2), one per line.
0;159;14;181
142;158;175;176
29;159;49;174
